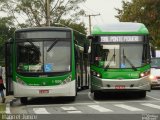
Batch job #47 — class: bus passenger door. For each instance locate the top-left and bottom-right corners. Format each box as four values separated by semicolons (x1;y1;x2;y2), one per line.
5;39;13;95
75;45;81;90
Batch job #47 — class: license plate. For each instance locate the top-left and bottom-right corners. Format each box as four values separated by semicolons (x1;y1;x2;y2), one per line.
39;90;49;94
115;85;125;89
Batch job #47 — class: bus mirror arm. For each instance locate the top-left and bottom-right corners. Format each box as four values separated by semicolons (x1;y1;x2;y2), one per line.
84;44;89;54
87;35;93;40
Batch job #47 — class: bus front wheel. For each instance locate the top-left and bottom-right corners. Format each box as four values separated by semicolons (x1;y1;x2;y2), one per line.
94;91;102;100
20;97;28;104
139;91;146;98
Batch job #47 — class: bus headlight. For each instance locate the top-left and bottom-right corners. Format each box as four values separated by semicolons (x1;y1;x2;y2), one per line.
140;73;145;77
16;77;27;85
139;70;150;78
91;71;101;78
149;75;157;80
61;75;72;85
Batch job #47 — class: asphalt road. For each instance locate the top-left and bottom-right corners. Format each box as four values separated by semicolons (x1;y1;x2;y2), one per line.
8;88;160;120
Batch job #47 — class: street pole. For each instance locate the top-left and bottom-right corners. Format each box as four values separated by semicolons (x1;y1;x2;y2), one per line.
86;14;100;34
46;0;50;26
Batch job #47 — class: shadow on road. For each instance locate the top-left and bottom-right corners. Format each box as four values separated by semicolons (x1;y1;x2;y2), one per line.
25;97;76;105
93;92;147;101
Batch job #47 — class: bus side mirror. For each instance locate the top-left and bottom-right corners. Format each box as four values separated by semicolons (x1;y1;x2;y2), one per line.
87;35;93;40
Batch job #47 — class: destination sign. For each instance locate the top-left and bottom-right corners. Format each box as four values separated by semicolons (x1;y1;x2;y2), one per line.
16;31;71;39
100;36;143;43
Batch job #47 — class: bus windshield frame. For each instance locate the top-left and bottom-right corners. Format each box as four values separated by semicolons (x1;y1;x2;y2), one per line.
91;35;150;69
15;30;72;76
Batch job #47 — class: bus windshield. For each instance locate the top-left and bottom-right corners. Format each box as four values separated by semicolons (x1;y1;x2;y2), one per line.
16;40;71;74
92;35;148;69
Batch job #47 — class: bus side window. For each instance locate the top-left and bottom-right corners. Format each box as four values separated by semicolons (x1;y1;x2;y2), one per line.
75;46;80;64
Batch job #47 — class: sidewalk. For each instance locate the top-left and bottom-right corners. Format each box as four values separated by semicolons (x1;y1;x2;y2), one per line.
5;95;15;105
0;95;15;114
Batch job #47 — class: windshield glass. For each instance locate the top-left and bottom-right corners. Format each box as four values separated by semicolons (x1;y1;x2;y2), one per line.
91;35;148;69
44;41;70;72
16;40;71;73
151;58;160;68
120;44;143;68
93;44;143;68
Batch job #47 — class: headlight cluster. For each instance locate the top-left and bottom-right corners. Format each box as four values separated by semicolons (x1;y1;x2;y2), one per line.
139;70;150;78
91;71;101;78
61;75;72;85
16;76;27;85
149;75;157;80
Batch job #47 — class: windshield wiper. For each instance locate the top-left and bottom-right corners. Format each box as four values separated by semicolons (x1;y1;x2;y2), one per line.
123;49;137;71
26;40;39;51
104;48;116;70
47;40;58;52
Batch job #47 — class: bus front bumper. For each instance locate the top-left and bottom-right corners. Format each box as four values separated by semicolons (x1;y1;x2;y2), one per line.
13;80;76;97
91;76;151;92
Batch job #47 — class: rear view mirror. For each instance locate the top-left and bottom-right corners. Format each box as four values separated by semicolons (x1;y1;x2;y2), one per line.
87;35;93;39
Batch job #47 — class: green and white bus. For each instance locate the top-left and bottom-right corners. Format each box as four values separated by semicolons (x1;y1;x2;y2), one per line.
88;22;151;98
5;27;89;104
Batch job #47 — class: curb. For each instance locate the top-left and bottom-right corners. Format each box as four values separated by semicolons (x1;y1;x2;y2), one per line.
5;96;18;114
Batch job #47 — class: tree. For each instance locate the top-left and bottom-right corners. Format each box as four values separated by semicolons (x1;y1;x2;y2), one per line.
0;0;86;27
115;0;160;48
0;17;15;65
54;19;87;45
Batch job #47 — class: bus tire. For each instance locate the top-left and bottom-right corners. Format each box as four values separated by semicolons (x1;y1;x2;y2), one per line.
20;97;28;104
94;91;102;100
68;96;76;101
139;91;146;98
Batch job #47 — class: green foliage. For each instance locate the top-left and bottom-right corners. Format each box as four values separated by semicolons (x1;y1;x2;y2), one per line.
0;0;87;65
0;0;86;27
58;19;86;34
115;0;160;48
0;104;6;113
0;17;15;65
54;19;87;46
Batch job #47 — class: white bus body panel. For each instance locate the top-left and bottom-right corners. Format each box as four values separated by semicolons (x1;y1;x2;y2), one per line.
91;76;151;91
13;80;76;97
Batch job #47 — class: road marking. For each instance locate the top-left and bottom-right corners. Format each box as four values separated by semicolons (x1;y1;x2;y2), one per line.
88;105;113;112
88;92;99;104
33;108;49;114
6;103;11;114
147;95;160;101
67;111;82;113
61;106;82;113
61;107;77;111
142;103;160;109
114;104;143;111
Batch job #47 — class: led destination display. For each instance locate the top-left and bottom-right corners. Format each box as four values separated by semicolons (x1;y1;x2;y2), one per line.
100;36;143;43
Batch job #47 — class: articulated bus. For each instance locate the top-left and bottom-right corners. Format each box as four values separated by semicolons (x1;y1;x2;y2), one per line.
88;22;151;99
5;27;89;104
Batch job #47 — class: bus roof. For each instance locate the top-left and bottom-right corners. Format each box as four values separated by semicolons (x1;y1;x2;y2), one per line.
92;22;149;35
15;27;72;32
